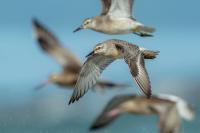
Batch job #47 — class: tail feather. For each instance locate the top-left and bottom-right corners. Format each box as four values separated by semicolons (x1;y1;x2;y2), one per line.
140;48;160;59
157;94;195;121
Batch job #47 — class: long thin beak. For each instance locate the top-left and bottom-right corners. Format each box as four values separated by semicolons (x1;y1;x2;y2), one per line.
86;51;95;57
34;80;51;91
73;26;83;33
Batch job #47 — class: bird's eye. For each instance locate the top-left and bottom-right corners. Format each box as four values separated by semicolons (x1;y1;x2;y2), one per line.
85;21;90;25
96;47;101;50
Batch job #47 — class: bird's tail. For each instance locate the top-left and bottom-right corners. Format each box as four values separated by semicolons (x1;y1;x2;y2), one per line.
137;25;155;33
175;97;195;121
157;94;195;121
140;48;160;59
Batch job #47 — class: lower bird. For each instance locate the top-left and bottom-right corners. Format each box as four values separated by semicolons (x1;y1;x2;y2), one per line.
90;94;195;133
69;39;159;104
32;19;128;91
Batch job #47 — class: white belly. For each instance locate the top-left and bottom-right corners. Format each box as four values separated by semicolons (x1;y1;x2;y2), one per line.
96;17;141;35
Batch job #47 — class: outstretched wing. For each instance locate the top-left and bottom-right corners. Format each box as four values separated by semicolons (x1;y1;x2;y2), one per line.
68;55;115;104
90;94;136;130
125;52;151;98
100;0;112;15
108;0;134;18
33;19;81;70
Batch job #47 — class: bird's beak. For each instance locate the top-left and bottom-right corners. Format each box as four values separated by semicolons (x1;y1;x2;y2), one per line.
73;26;83;33
86;51;95;57
34;80;51;91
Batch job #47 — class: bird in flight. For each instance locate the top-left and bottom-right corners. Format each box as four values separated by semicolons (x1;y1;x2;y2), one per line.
32;19;129;91
69;39;159;104
74;0;155;37
90;94;195;133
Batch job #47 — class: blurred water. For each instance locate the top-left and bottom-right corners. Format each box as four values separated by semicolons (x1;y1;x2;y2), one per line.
0;0;200;132
0;86;199;133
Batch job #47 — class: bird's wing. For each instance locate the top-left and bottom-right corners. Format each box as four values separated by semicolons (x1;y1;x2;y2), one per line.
90;94;136;130
124;52;151;98
108;0;134;18
159;105;181;133
100;0;112;15
33;19;81;70
68;55;115;104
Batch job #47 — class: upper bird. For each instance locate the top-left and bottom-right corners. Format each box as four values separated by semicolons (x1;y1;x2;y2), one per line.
32;19;129;91
69;39;159;104
74;0;155;37
90;94;195;133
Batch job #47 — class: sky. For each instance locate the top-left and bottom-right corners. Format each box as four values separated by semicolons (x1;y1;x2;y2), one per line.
0;0;200;132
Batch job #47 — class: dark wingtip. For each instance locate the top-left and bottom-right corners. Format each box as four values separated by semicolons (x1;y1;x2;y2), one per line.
89;124;105;131
68;98;75;105
68;100;73;105
68;86;90;105
89;125;99;131
146;89;152;99
32;18;41;28
68;94;80;105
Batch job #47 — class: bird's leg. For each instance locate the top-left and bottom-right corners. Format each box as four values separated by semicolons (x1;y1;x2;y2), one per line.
133;32;153;37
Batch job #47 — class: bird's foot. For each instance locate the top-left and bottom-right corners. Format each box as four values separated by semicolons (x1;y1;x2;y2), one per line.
133;32;153;37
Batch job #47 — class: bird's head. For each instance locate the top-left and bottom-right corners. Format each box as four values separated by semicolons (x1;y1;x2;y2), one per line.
86;40;123;58
49;73;61;83
74;18;95;32
86;43;108;57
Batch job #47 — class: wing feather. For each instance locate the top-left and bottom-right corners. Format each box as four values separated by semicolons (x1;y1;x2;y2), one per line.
108;0;134;18
125;52;151;98
90;94;136;130
68;55;115;104
101;0;112;15
33;19;81;69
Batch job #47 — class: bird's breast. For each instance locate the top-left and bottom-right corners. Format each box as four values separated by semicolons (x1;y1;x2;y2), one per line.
94;17;137;34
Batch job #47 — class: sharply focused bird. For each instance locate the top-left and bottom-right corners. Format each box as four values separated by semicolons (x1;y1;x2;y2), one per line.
74;0;155;37
32;19;129;91
69;39;159;104
90;94;195;133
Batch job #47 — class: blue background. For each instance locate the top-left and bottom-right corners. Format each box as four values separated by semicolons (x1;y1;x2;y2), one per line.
0;0;200;132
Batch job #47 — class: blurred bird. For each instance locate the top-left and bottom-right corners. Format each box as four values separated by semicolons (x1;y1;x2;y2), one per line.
69;39;159;104
74;0;155;37
90;94;195;133
32;19;129;91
